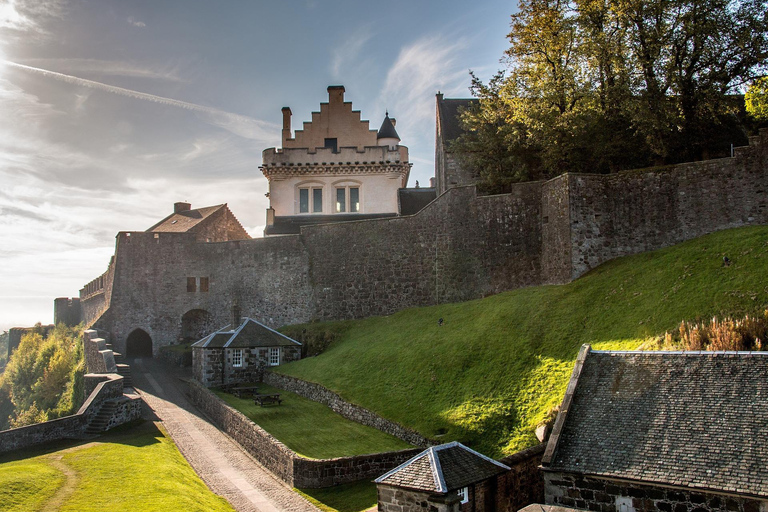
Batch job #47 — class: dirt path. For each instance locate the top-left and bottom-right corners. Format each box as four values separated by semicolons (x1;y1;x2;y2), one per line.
130;357;319;512
40;456;78;512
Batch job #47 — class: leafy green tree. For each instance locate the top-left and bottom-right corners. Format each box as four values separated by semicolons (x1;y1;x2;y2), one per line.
746;77;768;121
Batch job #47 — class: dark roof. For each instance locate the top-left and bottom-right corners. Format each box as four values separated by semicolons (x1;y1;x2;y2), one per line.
398;188;436;216
147;204;225;233
265;213;397;235
375;442;510;493
191;317;301;349
437;98;478;145
377;113;400;140
543;346;768;498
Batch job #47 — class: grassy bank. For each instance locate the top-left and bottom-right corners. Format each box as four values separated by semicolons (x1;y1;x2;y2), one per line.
214;384;412;459
277;225;768;457
0;422;234;512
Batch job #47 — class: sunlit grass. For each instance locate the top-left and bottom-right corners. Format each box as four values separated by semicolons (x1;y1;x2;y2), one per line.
277;225;768;457
296;480;378;512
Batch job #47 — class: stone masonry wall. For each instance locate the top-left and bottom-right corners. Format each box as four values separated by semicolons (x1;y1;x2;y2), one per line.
378;485;435;512
264;371;431;447
186;378;421;488
544;472;766;512
495;443;546;512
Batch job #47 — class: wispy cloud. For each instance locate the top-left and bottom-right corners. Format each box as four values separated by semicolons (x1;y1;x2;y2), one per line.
331;26;374;78
127;16;146;28
3;60;279;142
0;0;66;42
20;58;185;82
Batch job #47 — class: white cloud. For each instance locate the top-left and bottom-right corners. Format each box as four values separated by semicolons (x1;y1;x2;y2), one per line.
127;16;146;28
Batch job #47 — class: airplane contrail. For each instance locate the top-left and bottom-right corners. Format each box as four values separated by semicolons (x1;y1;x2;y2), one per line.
2;60;278;142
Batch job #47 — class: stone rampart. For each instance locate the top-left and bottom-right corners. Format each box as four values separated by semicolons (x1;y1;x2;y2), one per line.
264;371;431;447
0;374;130;454
186;379;421;488
83;329;117;374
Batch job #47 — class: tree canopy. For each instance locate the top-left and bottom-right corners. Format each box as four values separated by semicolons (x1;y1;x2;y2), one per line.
454;0;768;193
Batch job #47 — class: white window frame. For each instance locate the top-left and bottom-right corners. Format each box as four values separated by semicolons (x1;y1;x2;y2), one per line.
268;347;280;366
457;487;469;504
232;349;243;368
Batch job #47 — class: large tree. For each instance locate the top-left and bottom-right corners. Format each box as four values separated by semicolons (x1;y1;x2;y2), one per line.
454;0;768;191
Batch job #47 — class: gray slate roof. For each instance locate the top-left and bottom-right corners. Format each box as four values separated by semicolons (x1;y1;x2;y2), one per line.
147;204;225;233
377;113;400;140
543;347;768;497
375;441;510;493
191;317;301;349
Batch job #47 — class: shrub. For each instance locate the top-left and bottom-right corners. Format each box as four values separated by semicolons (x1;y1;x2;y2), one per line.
663;311;768;352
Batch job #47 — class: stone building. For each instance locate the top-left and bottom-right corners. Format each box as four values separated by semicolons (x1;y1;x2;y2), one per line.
435;93;478;195
542;345;768;512
147;202;250;243
375;442;511;512
261;85;413;235
192;310;301;387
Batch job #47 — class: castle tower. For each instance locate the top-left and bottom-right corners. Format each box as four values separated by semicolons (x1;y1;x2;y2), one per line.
260;86;412;236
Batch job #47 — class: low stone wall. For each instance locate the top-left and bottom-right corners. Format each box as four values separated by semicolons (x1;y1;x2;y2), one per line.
0;374;130;454
186;379;421;488
264;372;432;448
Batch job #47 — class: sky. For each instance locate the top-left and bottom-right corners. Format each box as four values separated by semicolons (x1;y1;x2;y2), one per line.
0;0;514;332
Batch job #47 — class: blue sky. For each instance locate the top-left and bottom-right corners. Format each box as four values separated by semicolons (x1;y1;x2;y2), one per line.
0;0;514;331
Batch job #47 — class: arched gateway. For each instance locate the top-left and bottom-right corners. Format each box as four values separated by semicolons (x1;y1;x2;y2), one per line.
126;328;153;357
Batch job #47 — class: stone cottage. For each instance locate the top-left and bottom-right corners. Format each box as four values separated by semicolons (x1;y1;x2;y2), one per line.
192;309;301;387
375;441;511;512
542;345;768;512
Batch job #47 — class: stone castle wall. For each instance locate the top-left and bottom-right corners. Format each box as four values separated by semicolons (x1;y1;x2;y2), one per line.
80;130;768;352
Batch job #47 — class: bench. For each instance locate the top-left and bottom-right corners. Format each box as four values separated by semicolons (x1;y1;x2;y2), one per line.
254;393;282;407
231;386;260;398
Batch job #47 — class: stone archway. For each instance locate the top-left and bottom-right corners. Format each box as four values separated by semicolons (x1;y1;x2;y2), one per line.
181;309;215;344
126;329;153;357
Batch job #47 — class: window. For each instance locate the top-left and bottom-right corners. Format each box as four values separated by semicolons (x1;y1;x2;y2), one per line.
299;187;323;214
457;487;468;504
334;186;360;213
269;347;280;366
200;277;209;292
232;349;243;368
187;277;196;292
324;138;337;153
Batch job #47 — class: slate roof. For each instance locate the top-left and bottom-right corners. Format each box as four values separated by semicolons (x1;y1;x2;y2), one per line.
191;317;301;349
398;188;437;216
543;346;768;498
377;113;400;140
147;204;225;233
437;98;478;145
375;442;510;493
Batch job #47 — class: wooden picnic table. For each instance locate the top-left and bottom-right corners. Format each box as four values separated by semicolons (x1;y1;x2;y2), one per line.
230;385;260;398
254;393;282;407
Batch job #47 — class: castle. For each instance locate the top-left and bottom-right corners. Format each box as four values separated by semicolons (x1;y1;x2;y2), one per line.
68;85;768;358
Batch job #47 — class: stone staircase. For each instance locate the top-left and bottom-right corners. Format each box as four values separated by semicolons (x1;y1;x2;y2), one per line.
84;400;118;435
116;363;133;389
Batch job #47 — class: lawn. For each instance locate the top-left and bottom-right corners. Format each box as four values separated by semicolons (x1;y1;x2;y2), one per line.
297;480;378;512
214;384;412;459
276;225;768;458
0;421;235;512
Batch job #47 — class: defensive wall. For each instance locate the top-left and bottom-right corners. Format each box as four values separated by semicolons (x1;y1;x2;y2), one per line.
81;129;768;354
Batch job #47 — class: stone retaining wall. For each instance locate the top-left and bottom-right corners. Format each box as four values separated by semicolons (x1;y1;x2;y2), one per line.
186;379;421;488
0;374;134;454
264;371;432;448
495;443;546;512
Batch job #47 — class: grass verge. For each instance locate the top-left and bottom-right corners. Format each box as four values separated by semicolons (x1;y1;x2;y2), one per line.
276;225;768;457
214;384;412;459
0;421;235;512
296;480;378;512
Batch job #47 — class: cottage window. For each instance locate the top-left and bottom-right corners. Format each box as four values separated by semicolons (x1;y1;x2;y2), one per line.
299;187;324;214
268;347;280;366
457;487;468;504
334;186;360;213
232;349;243;368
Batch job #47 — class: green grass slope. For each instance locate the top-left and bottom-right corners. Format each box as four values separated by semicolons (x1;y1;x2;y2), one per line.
277;225;768;458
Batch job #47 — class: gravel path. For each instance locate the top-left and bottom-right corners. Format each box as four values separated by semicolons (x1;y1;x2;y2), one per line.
130;357;319;512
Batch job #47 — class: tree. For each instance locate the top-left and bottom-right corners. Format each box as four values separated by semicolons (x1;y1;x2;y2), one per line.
746;77;768;121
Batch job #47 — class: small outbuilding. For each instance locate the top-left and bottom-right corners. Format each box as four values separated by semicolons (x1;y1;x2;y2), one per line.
542;345;768;512
192;313;301;387
375;441;511;512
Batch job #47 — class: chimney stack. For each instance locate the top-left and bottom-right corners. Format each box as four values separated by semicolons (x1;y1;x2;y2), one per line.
328;85;345;104
174;202;191;213
231;302;241;329
282;107;292;144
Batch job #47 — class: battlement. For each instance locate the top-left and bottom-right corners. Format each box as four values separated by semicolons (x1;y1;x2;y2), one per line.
261;145;409;172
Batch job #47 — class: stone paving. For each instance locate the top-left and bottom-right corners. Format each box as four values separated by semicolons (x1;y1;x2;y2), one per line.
130;357;319;512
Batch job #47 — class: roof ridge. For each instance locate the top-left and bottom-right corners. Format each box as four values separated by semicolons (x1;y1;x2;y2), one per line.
242;317;302;345
429;446;447;493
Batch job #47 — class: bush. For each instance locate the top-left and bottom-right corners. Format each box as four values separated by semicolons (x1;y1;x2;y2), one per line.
651;312;768;352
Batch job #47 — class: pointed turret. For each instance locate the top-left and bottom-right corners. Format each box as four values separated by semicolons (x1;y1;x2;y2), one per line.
377;112;400;149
